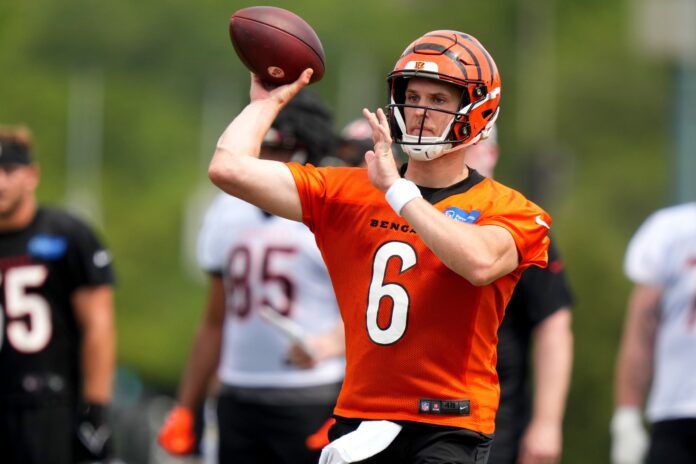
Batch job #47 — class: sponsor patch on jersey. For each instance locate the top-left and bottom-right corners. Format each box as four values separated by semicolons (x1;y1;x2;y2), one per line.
28;234;68;260
443;207;480;224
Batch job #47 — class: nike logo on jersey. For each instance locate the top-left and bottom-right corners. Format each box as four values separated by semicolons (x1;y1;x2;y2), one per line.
92;250;112;268
535;215;550;229
27;234;68;260
443;207;480;224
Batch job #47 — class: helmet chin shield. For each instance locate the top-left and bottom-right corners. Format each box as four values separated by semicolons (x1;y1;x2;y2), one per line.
389;99;457;161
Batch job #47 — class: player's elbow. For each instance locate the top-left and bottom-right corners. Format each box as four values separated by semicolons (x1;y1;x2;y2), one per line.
466;268;497;287
463;242;519;286
207;162;226;188
208;154;240;190
462;255;504;286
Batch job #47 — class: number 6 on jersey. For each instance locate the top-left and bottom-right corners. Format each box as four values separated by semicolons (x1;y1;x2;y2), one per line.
366;241;417;345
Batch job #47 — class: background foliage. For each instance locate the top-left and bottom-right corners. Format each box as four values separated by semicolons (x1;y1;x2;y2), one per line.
0;1;678;462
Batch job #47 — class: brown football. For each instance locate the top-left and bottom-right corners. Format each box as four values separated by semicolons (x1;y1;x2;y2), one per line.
229;6;325;85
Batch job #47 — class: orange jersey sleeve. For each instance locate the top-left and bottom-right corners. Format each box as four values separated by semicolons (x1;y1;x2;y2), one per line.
472;179;550;270
285;161;329;234
287;163;550;434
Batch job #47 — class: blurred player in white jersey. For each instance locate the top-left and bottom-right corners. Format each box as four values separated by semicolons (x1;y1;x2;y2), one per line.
612;203;696;463
158;90;345;464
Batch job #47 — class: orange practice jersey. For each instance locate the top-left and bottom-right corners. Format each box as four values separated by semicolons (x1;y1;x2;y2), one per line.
288;164;550;434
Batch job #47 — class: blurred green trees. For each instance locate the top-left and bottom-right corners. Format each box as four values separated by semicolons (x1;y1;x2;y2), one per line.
0;1;675;462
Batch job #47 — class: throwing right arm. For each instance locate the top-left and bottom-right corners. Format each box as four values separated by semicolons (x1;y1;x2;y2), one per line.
208;71;314;222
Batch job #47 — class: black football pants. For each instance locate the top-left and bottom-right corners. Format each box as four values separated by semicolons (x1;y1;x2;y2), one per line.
217;392;335;464
329;416;493;464
0;404;73;464
647;418;696;464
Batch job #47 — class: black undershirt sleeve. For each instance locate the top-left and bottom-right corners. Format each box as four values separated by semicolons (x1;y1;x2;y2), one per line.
518;240;574;327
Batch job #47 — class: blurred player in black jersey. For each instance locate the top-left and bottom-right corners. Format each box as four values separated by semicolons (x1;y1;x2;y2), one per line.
0;125;116;464
463;128;574;464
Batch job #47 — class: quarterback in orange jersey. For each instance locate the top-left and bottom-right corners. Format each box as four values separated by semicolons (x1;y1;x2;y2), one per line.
209;30;550;464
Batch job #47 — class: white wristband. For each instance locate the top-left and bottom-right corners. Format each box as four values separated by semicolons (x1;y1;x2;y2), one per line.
610;407;643;433
385;179;422;216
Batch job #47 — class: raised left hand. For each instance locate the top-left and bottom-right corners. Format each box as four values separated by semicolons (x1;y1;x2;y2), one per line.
362;107;400;192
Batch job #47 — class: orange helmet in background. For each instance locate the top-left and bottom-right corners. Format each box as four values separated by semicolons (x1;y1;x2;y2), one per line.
388;30;501;161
